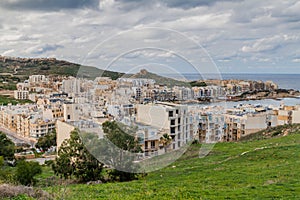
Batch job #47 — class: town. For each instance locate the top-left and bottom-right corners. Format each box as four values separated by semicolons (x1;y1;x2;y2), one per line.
0;73;299;158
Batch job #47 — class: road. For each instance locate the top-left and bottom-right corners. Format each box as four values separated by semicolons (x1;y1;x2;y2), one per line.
0;126;35;146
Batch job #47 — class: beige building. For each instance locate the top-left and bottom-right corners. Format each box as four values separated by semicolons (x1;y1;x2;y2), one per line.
56;120;75;151
277;105;300;125
136;126;164;157
56;120;103;151
30;119;56;138
223;106;277;141
0;104;57;139
16;114;30;137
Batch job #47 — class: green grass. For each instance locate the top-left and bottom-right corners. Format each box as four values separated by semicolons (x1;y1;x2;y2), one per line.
0;95;33;105
44;133;300;199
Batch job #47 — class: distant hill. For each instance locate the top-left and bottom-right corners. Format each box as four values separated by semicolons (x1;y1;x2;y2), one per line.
124;69;189;87
0;55;123;80
0;56;190;87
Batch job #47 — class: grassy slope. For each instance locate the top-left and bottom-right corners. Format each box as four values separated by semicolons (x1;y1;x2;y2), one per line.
47;133;300;199
0;95;33;105
0;57;124;81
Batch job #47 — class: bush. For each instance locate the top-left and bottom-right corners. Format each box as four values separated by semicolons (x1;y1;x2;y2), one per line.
0;156;4;167
0;132;15;160
40;66;50;70
35;131;56;151
15;160;42;186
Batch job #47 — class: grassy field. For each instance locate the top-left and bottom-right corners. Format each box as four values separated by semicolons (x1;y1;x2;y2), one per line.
0;95;33;105
44;133;300;199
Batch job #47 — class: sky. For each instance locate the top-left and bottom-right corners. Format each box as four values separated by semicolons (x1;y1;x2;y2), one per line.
1;0;300;74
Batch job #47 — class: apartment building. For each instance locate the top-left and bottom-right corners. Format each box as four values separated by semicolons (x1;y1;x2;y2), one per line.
277;105;300;125
173;86;193;100
30;119;56;138
61;77;81;95
136;102;193;150
16;114;30;137
14;90;29;100
0;104;58;139
136;126;162;157
117;78;155;87
29;75;47;83
223;105;277;141
197;113;225;143
192;86;225;99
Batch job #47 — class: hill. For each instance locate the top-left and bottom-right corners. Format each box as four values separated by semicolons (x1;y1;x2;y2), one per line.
123;69;190;87
0;56;189;88
0;55;123;81
44;128;300;199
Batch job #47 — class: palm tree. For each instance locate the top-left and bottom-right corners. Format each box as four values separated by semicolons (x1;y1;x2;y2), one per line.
159;133;172;153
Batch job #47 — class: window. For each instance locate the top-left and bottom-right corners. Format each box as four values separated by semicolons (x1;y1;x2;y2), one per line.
67;115;71;120
169;111;173;117
151;141;155;149
171;119;175;126
171;127;176;134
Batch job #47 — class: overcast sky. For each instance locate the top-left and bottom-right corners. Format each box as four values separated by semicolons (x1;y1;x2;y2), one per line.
1;0;300;74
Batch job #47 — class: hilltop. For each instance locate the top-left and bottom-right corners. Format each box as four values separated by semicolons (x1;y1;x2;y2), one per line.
124;69;189;87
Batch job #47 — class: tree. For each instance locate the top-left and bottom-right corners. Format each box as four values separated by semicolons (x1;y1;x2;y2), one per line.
160;133;172;153
102;121;142;153
0;156;4;167
15;160;42;186
35;130;56;151
52;130;104;182
0;132;15;160
102;121;142;182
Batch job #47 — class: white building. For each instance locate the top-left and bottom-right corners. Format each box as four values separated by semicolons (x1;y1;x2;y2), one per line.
62;78;81;94
29;75;47;83
136;102;193;150
14;90;29;100
63;103;80;121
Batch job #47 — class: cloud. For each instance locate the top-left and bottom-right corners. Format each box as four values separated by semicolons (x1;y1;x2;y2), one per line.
115;0;242;10
292;58;300;63
25;44;63;54
0;0;300;73
2;49;15;56
241;35;299;53
0;0;98;11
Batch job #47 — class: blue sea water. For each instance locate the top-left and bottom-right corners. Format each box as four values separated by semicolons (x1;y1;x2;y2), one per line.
182;73;300;91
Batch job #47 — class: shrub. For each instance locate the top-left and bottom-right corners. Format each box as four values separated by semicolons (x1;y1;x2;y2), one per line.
0;132;15;160
15;160;42;186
